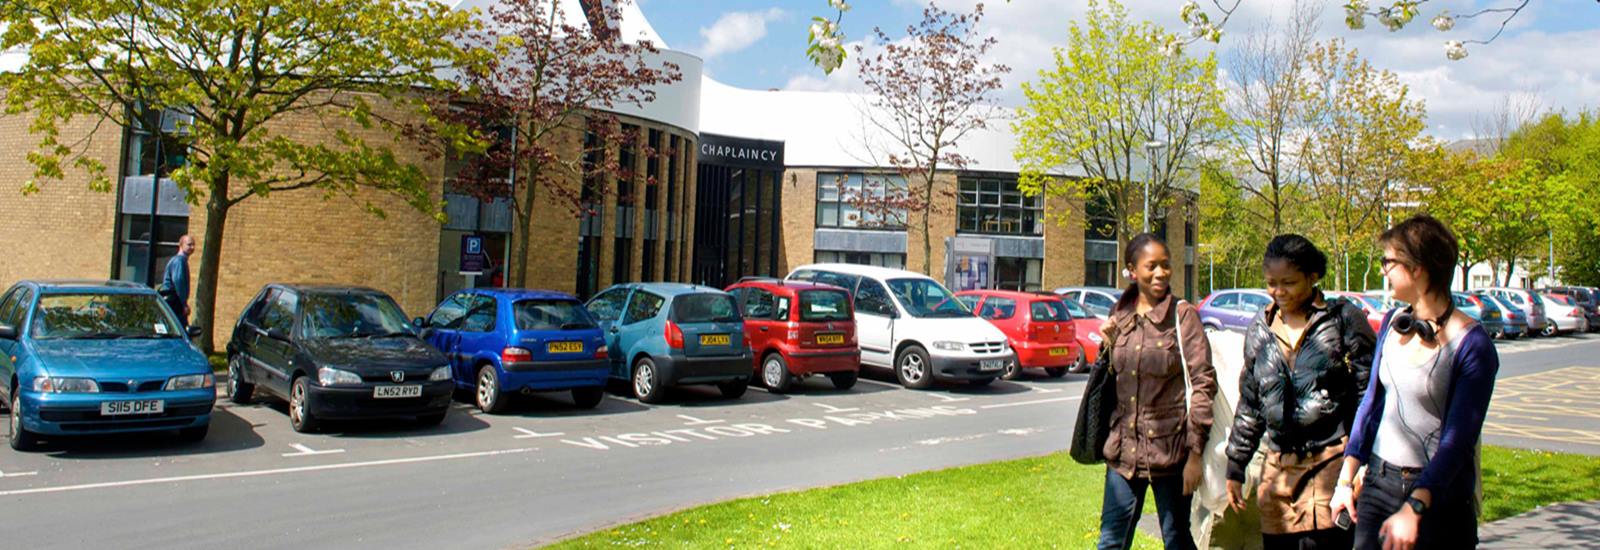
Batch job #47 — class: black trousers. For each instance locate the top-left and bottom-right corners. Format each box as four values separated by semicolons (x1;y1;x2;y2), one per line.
1264;528;1352;550
1354;456;1478;549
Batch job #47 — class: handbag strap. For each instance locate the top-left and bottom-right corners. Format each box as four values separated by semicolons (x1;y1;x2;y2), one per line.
1175;300;1192;417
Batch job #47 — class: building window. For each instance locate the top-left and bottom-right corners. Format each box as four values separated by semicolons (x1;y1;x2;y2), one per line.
663;135;678;282
613;124;638;283
641;129;662;279
1086;259;1117;288
1085;193;1117;241
958;177;1042;235
994;257;1042;291
576;131;605;297
815;250;905;269
816;173;908;229
116;107;192;286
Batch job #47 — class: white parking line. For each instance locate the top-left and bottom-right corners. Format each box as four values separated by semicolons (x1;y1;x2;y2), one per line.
928;393;970;403
978;396;1080;410
675;414;725;426
512;427;565;439
281;443;345;457
0;469;38;478
0;447;538;498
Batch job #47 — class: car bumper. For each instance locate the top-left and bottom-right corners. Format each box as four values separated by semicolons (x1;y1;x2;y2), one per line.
658;352;753;385
306;380;453;419
21;389;214;436
784;348;860;375
1012;342;1077;368
928;351;1016;380
501;359;611;391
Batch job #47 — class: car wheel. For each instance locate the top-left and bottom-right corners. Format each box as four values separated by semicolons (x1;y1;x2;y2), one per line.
416;410;447;427
632;357;666;404
761;353;793;393
1543;324;1558;337
288;376;321;434
227;355;254;405
9;391;40;452
1069;348;1089;374
571;386;604;409
828;371;858;390
717;378;749;399
970;377;996;387
1045;367;1068;378
177;424;209;443
1493;328;1506;340
895;345;934;390
1001;351;1022;381
476;365;510;415
1203;323;1221;334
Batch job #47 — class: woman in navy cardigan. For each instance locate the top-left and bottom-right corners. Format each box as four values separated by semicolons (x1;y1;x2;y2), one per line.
1329;214;1500;550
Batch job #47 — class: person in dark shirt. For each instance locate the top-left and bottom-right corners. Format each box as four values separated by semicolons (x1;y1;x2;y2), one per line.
162;235;195;327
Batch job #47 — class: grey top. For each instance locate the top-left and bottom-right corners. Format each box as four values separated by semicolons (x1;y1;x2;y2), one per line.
1371;325;1470;468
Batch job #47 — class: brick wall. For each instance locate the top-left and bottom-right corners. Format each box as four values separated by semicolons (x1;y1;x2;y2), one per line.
1042;191;1087;290
0;110;121;288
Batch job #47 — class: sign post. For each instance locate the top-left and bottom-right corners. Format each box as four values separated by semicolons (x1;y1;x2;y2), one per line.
460;234;488;288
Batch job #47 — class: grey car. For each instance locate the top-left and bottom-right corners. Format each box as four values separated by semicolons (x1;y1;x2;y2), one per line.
1197;289;1273;332
1052;286;1122;320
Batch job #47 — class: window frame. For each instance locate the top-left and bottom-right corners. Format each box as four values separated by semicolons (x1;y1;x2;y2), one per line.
957;177;1043;236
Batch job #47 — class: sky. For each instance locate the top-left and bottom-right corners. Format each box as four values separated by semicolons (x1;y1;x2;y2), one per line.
637;0;1600;140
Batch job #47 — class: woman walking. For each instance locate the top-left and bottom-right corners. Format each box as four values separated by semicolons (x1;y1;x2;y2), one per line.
1330;215;1500;549
1097;233;1218;550
1226;234;1377;549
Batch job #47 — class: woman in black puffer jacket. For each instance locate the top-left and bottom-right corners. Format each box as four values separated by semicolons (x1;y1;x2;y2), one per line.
1224;235;1377;550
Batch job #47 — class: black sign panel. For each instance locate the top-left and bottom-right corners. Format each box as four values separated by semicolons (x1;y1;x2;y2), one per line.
698;133;784;169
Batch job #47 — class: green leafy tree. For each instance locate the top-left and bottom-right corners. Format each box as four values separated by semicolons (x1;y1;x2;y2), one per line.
1;0;481;353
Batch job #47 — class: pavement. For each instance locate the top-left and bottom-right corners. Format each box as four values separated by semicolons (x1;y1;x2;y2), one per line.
0;332;1596;549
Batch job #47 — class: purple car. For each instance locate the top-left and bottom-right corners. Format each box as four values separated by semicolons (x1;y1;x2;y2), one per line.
1197;289;1273;332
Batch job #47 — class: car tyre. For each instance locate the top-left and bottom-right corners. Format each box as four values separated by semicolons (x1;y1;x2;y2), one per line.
177;424;209;443
476;365;510;415
288;376;321;434
1045;367;1068;378
717;378;749;399
895;345;934;390
828;371;858;390
1492;328;1506;340
632;357;667;404
761;353;794;393
1069;348;1090;374
1001;351;1023;381
1542;324;1558;337
9;391;40;452
227;355;254;405
572;386;604;409
416;410;447;427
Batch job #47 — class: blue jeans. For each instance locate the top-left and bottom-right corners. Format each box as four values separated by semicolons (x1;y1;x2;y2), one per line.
1098;468;1196;550
1353;456;1477;549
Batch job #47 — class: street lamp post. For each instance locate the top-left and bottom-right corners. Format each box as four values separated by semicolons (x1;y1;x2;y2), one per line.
1143;140;1165;234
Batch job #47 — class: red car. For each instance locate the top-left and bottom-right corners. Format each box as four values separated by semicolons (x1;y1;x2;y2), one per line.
955;290;1077;379
1058;297;1103;373
725;279;860;392
1324;290;1385;334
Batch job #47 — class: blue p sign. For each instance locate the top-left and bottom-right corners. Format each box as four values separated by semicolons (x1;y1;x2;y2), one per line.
465;236;483;254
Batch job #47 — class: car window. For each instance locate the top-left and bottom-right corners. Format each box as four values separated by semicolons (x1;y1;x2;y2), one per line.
979;297;1017;320
1452;294;1471;308
798;290;850;322
1082;292;1115;318
0;288;20;329
775;294;792;320
32;292;183;340
514;299;596;331
743;288;778;320
1240;293;1271;313
1060;298;1088;319
854;279;897;317
302;292;412;339
787;269;817;282
813;271;861;294
1031;300;1070;322
1210;293;1239;310
586;287;631;322
672;293;740;323
956;295;981;310
429;295;469;328
886;278;972;319
458;294;497;332
260;289;298;334
622;291;665;325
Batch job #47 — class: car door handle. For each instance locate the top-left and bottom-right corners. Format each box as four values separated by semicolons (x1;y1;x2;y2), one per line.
759;326;769;332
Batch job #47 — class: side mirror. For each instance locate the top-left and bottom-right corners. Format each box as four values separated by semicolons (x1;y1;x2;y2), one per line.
266;328;289;341
412;317;427;329
185;325;204;338
0;323;16;339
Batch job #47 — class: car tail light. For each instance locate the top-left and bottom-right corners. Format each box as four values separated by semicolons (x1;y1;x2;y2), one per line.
594;345;608;359
502;347;533;364
1572;309;1584;318
665;321;684;349
788;322;801;342
1469;295;1482;307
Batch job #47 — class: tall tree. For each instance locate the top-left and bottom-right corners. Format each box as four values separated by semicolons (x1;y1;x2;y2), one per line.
1014;0;1228;258
1220;0;1319;235
1;0;479;353
430;0;681;288
850;2;1009;276
1412;142;1494;289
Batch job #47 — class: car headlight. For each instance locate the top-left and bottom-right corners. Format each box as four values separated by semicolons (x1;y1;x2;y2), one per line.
317;367;363;386
931;341;966;351
428;366;451;382
32;376;99;393
165;374;215;391
1088;331;1104;344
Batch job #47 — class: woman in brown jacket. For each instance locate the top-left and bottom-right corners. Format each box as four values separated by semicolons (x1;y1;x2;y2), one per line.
1097;233;1218;550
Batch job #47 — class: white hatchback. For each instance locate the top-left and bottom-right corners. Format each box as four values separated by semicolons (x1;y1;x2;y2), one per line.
786;264;1015;388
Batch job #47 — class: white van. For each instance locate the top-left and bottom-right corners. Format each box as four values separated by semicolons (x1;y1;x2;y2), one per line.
785;263;1015;388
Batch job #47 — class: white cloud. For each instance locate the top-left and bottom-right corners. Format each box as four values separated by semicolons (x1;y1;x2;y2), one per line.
697;8;786;60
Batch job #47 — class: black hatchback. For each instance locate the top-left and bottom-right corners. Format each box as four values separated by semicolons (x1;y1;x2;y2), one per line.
225;285;453;432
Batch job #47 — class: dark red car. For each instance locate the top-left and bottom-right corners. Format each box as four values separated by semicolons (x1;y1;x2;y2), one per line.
955;290;1077;379
725;279;860;392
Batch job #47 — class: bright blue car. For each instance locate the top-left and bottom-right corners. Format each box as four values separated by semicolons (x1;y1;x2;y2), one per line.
419;288;608;414
584;284;751;403
0;281;213;451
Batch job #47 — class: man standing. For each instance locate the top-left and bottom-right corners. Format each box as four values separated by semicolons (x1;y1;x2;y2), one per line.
163;235;195;327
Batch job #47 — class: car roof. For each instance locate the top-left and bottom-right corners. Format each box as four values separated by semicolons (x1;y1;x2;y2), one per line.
789;263;935;283
621;282;730;297
956;289;1061;302
731;279;848;293
266;283;388;295
459;287;578;301
25;280;156;294
1053;286;1121;295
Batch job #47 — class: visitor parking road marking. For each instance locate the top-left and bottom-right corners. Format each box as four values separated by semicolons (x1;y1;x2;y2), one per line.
281;443;345;457
512;427;565;439
675;414;725;426
812;403;860;413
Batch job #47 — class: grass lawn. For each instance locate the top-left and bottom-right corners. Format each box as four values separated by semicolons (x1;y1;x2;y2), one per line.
546;446;1600;549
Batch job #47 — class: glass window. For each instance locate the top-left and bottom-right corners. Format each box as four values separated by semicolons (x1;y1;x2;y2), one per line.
261;290;299;334
980;297;1017;320
514;300;596;331
586;287;631;322
886;278;972;319
3;288;35;330
816;173;908;229
1082;292;1116;318
743;288;777;320
798;290;851;322
811;270;861;294
672;293;740;323
956;295;981;310
995;257;1042;292
0;288;21;329
814;251;906;269
31;293;183;340
1240;293;1272;313
429;295;469;328
958;177;1043;235
458;295;497;332
1210;292;1239;310
1060;297;1088;319
774;295;791;321
1031;300;1071;322
623;292;665;325
854;279;896;317
302;292;413;339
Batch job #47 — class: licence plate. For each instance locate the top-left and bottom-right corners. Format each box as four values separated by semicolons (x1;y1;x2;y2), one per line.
547;341;584;353
101;400;163;416
979;359;1004;371
1049;347;1070;356
816;333;845;345
700;334;731;346
373;385;423;399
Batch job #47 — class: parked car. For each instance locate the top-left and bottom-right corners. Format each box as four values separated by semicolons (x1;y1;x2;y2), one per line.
1537;293;1590;336
1196;289;1273;332
1058;297;1103;373
1051;286;1121;320
1484;288;1549;336
226;285;452;433
1540;286;1600;332
584;283;751;403
1362;290;1410;311
0;281;213;450
1452;292;1506;339
1325;290;1386;333
724;279;860;393
1474;292;1528;339
418;288;608;414
787;264;1014;389
956;290;1077;380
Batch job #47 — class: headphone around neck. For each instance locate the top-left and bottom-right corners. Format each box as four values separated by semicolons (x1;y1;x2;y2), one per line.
1391;303;1454;343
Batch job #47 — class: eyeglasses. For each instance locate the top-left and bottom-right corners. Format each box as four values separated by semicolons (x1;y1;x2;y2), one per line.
1379;257;1407;271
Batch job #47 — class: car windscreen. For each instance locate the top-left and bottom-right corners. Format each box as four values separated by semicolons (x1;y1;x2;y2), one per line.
515;299;596;331
1060;297;1088;319
671;293;741;323
1030;300;1071;322
886;278;972;318
31;293;184;340
302;292;414;339
798;290;852;322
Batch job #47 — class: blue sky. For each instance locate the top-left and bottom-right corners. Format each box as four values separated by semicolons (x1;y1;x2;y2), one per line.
638;0;1600;139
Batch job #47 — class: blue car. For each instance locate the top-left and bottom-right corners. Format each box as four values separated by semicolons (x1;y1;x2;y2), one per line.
419;288;608;414
0;281;213;451
1475;292;1527;339
1453;292;1507;339
584;284;752;403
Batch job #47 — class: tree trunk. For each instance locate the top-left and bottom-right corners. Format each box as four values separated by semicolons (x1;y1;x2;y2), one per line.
921;175;934;276
195;175;231;355
511;162;540;289
1503;258;1517;288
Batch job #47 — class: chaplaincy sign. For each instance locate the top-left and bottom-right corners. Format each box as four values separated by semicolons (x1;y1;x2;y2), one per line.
699;133;784;170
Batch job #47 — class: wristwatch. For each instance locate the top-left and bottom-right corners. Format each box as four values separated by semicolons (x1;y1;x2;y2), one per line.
1406;496;1428;515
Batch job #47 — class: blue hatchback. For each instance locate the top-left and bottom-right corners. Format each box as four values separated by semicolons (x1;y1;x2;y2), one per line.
419;289;608;413
584;283;751;403
0;281;213;451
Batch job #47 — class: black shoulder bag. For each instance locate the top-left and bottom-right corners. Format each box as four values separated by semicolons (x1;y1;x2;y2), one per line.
1070;333;1117;465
